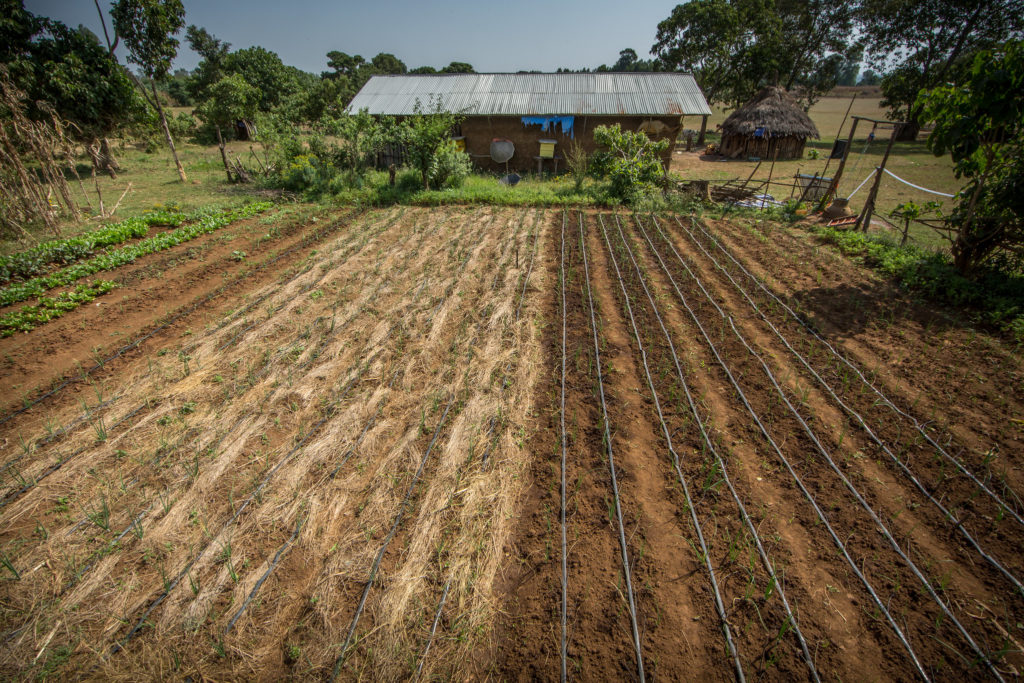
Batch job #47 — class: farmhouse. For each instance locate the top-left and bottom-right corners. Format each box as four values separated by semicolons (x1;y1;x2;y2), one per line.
718;86;819;160
347;73;712;173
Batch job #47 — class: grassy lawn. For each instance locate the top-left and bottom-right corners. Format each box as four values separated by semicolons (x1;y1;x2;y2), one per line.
675;94;961;250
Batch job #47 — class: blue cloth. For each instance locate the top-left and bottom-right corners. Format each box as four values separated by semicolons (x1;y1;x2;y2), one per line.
754;126;765;138
521;116;575;138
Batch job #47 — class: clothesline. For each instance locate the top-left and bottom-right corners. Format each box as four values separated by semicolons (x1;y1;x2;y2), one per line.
844;167;957;200
882;168;956;197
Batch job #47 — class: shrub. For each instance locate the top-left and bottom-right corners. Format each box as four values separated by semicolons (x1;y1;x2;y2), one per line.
592;124;669;205
429;140;472;189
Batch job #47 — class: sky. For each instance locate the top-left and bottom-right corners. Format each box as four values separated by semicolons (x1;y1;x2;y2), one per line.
25;0;679;75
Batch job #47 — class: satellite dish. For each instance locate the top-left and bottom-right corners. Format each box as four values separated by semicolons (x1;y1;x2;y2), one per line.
490;139;515;163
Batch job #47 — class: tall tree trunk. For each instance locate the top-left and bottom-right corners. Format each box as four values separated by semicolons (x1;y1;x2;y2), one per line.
151;83;187;183
100;138;120;176
216;125;232;182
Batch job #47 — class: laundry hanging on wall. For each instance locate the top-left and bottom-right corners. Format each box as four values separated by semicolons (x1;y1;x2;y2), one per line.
521;116;575;138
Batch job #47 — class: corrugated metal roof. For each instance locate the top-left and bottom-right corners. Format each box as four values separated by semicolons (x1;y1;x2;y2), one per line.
347;73;712;117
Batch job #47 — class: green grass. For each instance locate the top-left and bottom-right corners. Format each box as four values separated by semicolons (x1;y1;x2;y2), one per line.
328;170;609;207
674;95;961;250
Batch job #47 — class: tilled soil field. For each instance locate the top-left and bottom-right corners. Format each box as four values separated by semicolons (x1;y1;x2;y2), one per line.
1;207;1022;681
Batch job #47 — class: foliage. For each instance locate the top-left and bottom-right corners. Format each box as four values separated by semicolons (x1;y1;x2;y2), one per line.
319;109;395;180
889;200;942;246
110;0;185;82
566;141;589;193
859;0;1023;139
0;280;117;337
184;25;230;102
920;41;1024;274
653;0;859;108
809;222;1024;340
592;124;669;205
194;73;258;130
3;15;138;142
0;209;189;283
428;140;472;189
0;202;272;306
399;98;466;190
596;48;660;73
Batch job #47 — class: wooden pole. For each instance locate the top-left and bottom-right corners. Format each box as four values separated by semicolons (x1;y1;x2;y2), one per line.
813;93;858;204
856;123;901;232
822;117;860;205
762;146;779;209
698;115;708;146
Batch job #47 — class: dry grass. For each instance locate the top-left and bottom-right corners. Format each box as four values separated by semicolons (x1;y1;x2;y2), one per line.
0;205;549;681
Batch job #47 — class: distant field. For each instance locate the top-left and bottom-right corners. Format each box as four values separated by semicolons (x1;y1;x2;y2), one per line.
676;95;960;250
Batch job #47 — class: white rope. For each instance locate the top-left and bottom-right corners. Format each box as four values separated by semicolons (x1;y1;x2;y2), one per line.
882;169;956;197
844;169;876;199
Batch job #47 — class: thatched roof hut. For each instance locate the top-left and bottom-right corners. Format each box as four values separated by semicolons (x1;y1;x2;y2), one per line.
719;86;819;160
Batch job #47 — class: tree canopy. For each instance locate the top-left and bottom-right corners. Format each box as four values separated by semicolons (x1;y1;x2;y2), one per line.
653;0;858;108
860;0;1024;139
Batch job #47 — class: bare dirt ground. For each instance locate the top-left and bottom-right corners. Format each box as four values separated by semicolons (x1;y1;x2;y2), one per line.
1;206;1022;681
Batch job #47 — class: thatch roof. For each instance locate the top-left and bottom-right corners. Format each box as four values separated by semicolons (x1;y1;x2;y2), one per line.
720;86;819;139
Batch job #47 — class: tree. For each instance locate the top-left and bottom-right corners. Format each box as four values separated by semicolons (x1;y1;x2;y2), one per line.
858;69;881;86
110;0;188;182
410;65;437;74
859;0;1024;140
370;52;406;74
653;0;857;108
400;98;464;190
194;74;257;180
184;24;229;102
919;41;1024;275
440;61;474;74
1;8;137;177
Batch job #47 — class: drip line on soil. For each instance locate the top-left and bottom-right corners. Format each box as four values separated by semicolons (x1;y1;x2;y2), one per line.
412;210;540;678
636;215;929;680
578;211;646;683
597;214;745;683
197;209;492;645
106;356;375;659
614;213;820;681
685;217;1024;526
725;314;1004;681
332;399;455;679
559;209;569;683
672;216;1024;598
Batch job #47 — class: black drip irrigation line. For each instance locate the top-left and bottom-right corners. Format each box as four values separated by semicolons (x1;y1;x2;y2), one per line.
0;393;127;477
414;581;450;681
227;209;497;643
331;400;455;680
634;216;930;680
616;214;820;681
224;510;307;634
212;206;416;355
671;216;1024;598
107;357;373;659
578;211;646;683
725;314;1004;682
684;216;1024;527
597;215;745;683
559;209;569;683
0;207;365;429
411;210;540;679
0;402;148;509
